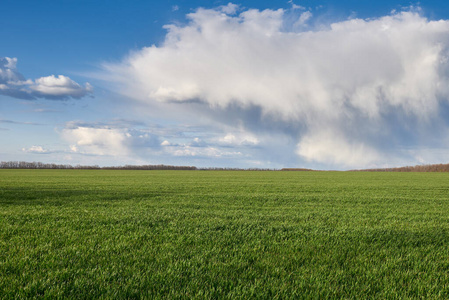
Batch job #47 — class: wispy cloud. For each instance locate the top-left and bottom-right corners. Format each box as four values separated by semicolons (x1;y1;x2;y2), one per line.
219;3;239;15
22;145;52;154
0;57;93;100
288;0;305;11
218;132;259;147
0;119;44;126
103;5;449;168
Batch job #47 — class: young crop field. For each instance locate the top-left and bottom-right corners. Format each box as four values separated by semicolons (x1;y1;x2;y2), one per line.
1;170;449;298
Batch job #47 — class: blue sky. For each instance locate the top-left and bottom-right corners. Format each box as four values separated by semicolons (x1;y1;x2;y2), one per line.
3;0;449;169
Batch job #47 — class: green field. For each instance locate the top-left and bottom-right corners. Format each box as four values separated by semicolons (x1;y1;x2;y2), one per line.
1;170;449;298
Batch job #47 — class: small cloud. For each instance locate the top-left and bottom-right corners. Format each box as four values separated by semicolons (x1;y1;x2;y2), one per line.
161;140;171;146
218;132;259;146
61;121;161;156
172;5;179;12
189;137;207;147
30;75;93;99
62;125;132;156
32;108;61;113
0;57;93;100
22;145;51;154
169;145;242;158
219;3;239;15
288;0;305;10
293;11;312;28
0;119;43;126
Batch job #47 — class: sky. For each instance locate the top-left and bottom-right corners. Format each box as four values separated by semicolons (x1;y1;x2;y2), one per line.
3;0;449;170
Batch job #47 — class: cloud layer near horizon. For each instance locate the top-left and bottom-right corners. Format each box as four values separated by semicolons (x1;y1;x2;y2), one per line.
59;120;260;161
104;5;449;168
0;57;93;100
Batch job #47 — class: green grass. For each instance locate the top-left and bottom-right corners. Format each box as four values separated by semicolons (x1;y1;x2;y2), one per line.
1;170;449;298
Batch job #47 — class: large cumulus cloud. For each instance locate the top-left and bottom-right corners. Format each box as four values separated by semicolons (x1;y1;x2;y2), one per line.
104;4;449;168
0;57;93;100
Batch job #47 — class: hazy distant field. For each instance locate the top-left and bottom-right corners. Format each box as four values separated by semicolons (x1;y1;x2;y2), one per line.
1;170;449;298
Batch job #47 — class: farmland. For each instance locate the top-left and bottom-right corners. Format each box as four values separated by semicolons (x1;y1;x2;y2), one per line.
1;170;449;298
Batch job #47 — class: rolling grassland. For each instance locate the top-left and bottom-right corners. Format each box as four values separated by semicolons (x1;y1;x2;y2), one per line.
1;170;449;298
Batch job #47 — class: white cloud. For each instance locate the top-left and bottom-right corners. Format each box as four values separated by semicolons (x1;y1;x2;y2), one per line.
60;121;165;157
167;145;243;158
189;137;208;147
296;129;381;167
103;5;449;168
220;3;239;15
0;57;93;100
0;57;24;82
218;132;259;146
22;145;51;154
288;0;305;10
30;75;93;99
57;120;266;166
62;126;130;156
293;11;312;28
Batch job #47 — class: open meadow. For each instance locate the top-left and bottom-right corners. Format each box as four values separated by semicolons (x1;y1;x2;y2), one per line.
1;169;449;298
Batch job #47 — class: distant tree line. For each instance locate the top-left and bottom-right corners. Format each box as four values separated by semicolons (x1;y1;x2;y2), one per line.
354;163;449;172
6;161;449;172
280;168;314;171
103;165;197;170
0;161;96;169
0;161;281;171
0;161;196;170
198;167;275;171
